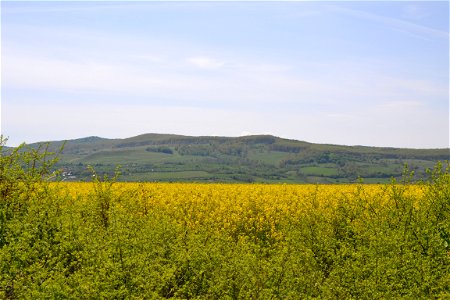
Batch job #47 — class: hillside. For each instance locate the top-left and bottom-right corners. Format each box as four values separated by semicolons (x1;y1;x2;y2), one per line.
23;134;450;183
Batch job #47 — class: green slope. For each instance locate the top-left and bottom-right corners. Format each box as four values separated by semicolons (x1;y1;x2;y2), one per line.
24;133;449;183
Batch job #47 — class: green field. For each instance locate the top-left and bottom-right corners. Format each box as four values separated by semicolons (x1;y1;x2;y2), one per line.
13;133;449;183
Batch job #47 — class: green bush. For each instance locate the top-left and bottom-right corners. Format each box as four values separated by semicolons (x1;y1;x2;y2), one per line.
0;138;449;298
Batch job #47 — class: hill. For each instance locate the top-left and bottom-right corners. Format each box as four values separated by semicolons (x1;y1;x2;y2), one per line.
22;134;450;183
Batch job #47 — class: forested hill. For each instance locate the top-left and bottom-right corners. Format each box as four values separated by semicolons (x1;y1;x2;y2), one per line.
22;133;450;183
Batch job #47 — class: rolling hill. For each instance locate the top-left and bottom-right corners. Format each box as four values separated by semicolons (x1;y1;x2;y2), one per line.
19;133;450;183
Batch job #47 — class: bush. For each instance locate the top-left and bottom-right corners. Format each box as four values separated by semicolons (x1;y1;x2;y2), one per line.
0;138;449;298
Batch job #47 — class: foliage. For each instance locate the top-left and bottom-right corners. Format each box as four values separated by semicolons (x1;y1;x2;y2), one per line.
146;146;174;155
35;133;448;183
0;139;449;298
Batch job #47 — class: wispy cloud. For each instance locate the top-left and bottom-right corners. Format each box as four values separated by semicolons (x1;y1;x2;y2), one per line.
3;55;167;94
186;56;226;70
3;1;448;148
376;100;424;112
329;4;449;40
2;2;163;14
401;4;431;21
4;46;446;111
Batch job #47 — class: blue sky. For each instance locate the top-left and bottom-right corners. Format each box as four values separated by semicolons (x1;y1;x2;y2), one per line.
2;1;449;148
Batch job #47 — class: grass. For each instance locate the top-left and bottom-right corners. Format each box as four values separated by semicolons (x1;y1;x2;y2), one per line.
301;166;339;176
247;150;290;165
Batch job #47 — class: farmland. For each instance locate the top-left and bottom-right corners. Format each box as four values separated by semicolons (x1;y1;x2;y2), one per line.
25;133;450;183
1;141;449;298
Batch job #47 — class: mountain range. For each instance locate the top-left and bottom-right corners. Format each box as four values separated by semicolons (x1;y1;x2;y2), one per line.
23;133;450;183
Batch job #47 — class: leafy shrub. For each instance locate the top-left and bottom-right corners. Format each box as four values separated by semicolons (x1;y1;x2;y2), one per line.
0;137;449;298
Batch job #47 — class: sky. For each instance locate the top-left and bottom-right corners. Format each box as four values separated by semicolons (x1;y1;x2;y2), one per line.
1;1;449;148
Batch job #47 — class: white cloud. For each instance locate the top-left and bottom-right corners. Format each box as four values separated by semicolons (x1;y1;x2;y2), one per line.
4;19;446;109
3;55;167;94
2;49;325;105
134;54;166;64
186;56;225;69
4;48;447;120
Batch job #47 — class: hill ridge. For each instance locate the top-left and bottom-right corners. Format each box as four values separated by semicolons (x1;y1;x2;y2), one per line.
30;133;448;151
19;133;449;183
11;133;450;183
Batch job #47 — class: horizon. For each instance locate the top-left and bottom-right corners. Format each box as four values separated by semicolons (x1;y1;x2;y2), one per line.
2;1;449;148
3;131;450;150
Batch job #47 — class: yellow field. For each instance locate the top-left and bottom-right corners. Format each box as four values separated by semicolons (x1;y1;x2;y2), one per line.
3;178;448;298
56;182;425;243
